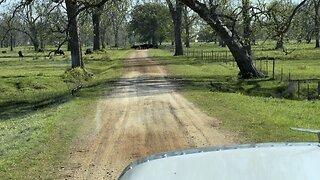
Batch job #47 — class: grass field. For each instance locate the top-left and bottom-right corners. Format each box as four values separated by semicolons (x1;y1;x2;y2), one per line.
1;41;320;178
0;47;130;179
150;43;320;143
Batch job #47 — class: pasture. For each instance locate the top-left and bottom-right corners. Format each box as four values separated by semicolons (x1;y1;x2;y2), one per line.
1;41;320;178
0;47;130;179
152;41;320;142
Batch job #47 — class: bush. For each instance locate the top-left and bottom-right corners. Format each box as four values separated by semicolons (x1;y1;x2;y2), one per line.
62;68;93;90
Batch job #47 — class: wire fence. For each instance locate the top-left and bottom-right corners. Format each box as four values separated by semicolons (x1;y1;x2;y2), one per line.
183;49;320;100
184;49;234;62
287;79;320;100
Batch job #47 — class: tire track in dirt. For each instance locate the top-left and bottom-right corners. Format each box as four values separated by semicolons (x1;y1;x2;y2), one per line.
59;50;235;180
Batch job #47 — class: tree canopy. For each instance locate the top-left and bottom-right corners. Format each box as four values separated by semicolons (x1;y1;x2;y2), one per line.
129;3;171;45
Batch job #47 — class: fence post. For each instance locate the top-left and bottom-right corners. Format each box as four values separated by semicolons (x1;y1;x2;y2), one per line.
280;68;283;81
307;83;310;100
297;81;300;98
266;61;268;75
225;51;227;62
226;51;228;61
201;50;204;60
260;60;262;71
289;71;291;81
289;81;295;97
272;59;275;80
211;51;214;61
225;52;227;64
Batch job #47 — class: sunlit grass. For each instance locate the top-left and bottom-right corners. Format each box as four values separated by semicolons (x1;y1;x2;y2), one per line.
150;47;320;143
0;47;131;179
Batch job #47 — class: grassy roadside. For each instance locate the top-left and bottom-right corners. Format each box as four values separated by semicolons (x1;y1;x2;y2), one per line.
0;49;130;179
150;48;320;143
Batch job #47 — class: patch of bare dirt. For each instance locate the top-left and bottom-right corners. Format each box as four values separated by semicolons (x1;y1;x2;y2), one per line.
59;50;235;180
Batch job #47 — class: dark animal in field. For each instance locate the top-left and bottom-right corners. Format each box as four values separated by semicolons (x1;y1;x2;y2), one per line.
85;49;92;55
2;51;6;53
131;45;141;49
131;44;159;49
140;44;149;49
54;49;65;55
38;49;44;52
18;51;23;57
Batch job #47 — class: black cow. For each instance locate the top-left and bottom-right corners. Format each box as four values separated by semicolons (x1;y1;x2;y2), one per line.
85;49;92;55
131;45;140;49
131;44;159;50
18;51;23;57
140;44;149;49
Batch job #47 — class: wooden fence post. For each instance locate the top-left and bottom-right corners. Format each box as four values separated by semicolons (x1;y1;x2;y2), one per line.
201;50;204;60
289;71;291;81
216;52;218;62
226;51;228;61
272;59;275;80
297;81;300;98
289;81;295;97
211;51;214;61
307;83;310;100
260;60;262;71
225;51;227;62
266;61;268;75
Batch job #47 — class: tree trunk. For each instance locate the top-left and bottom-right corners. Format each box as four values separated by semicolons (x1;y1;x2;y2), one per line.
40;36;45;49
34;43;39;51
66;0;84;68
31;38;39;51
111;18;120;47
92;7;102;51
275;35;284;49
242;0;251;55
314;0;320;48
10;34;13;51
180;0;263;78
114;29;119;47
184;6;191;48
167;0;184;56
101;31;106;49
173;14;183;55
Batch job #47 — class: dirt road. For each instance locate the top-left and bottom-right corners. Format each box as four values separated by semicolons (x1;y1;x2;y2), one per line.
60;50;234;179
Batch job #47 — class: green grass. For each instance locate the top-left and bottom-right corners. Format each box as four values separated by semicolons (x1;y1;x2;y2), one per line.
150;47;320;143
0;47;131;179
184;90;320;143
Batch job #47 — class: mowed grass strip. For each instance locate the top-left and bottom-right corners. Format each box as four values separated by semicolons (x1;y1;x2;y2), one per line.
0;48;130;179
150;48;320;143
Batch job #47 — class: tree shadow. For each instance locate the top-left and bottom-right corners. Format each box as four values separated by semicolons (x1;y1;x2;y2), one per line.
209;77;289;99
0;92;72;121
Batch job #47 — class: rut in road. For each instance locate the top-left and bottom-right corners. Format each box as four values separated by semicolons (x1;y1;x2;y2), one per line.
60;50;234;180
